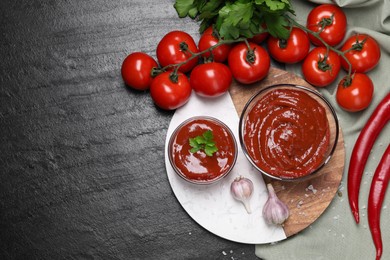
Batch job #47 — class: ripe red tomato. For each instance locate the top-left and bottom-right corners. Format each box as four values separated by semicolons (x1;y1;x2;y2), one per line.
249;24;269;44
267;27;310;64
156;31;199;73
150;72;191;110
121;52;158;90
228;42;270;84
340;34;381;73
306;4;347;46
190;62;232;98
198;27;232;63
302;47;341;87
250;32;269;44
336;73;374;112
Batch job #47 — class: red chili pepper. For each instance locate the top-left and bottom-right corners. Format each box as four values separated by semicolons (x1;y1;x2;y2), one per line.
368;144;390;260
348;92;390;223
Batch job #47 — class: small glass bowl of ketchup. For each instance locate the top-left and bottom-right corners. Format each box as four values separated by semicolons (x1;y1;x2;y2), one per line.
239;84;339;181
168;116;238;185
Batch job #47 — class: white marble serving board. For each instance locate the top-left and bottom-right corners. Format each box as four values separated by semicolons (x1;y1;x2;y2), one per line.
164;92;286;244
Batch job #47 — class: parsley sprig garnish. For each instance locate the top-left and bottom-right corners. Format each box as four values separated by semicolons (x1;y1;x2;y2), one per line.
174;0;294;40
189;130;218;157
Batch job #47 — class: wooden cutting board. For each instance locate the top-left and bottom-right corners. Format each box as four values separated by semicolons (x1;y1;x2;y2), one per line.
229;67;345;237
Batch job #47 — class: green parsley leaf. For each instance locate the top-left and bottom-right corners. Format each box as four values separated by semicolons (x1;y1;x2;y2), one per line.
264;0;286;11
188;7;199;18
189;138;200;148
174;0;294;40
264;13;290;39
190;147;201;153
202;129;213;141
198;0;223;19
205;145;218;157
174;0;196;18
189;130;218;157
216;1;254;39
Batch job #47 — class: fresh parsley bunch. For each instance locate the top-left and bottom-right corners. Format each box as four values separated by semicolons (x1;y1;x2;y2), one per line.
189;130;218;156
174;0;294;40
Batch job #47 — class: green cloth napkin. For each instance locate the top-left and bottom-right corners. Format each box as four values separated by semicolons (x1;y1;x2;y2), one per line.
256;0;390;259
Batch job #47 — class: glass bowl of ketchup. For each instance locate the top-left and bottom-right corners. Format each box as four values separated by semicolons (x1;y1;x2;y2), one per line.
239;84;339;181
168;116;238;185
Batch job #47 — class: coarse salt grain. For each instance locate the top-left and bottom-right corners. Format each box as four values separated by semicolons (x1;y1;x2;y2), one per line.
306;184;318;194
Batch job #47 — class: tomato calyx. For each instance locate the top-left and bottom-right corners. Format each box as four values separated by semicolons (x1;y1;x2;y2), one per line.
278;39;288;49
317;13;334;33
179;41;196;55
169;71;179;84
341;36;368;55
202;55;214;63
317;53;332;72
246;49;256;64
350;37;368;52
340;74;353;87
244;40;256;64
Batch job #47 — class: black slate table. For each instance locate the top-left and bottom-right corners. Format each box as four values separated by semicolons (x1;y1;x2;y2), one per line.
0;0;262;259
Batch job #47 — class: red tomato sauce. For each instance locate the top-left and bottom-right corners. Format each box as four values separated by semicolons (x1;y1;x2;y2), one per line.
243;88;330;179
169;118;236;183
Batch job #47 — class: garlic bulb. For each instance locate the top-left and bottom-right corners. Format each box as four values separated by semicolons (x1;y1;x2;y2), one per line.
231;176;253;214
262;183;290;225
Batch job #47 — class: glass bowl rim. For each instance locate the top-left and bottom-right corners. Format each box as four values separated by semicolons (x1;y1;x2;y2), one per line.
238;83;340;182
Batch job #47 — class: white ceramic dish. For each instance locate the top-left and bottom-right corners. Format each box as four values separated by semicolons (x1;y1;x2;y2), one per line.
164;92;286;244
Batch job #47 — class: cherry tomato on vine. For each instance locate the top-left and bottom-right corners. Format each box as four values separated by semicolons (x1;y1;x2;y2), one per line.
198;27;231;63
267;27;310;64
156;31;199;73
340;34;381;73
150;71;191;110
306;4;347;47
336;73;374;112
250;32;269;44
228;42;270;84
302;47;341;87
249;24;269;44
190;62;232;98
121;52;158;90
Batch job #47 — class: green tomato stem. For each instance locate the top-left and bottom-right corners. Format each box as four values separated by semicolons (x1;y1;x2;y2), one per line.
159;37;246;78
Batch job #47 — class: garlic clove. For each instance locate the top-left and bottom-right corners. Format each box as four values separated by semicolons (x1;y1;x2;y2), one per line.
262;183;290;225
230;176;254;214
241;198;252;214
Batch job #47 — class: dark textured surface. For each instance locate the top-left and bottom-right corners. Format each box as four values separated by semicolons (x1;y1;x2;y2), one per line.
0;0;260;259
